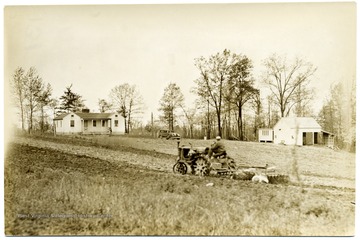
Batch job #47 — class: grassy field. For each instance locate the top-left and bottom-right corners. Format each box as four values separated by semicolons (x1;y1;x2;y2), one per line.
4;135;356;236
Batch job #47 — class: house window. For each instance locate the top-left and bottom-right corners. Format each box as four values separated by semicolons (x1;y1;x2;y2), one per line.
115;115;118;117
102;120;106;127
93;120;97;127
115;120;118;127
60;121;62;127
70;120;75;127
262;130;269;136
71;114;74;117
84;120;88;128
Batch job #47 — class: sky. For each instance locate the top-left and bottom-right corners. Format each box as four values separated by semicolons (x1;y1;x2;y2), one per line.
4;1;357;125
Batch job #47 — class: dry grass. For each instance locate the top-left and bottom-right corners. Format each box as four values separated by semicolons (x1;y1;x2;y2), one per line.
5;142;355;236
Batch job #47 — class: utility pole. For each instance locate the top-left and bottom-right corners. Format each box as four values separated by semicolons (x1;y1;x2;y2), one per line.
207;97;210;139
151;112;154;138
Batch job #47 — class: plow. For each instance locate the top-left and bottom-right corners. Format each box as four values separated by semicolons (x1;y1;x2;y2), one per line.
172;141;289;184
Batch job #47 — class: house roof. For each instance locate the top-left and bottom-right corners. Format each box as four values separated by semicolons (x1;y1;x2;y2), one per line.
274;117;321;129
53;112;116;120
53;113;69;120
75;112;112;120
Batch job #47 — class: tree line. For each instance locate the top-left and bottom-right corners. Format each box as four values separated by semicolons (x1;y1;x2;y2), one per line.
10;49;355;151
153;49;354;151
11;67;53;134
155;50;318;141
10;68;145;135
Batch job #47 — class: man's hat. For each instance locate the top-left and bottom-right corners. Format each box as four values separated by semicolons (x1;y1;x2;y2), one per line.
216;136;221;140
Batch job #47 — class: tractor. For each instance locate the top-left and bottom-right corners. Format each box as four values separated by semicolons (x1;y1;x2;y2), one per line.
172;141;237;176
172;140;289;183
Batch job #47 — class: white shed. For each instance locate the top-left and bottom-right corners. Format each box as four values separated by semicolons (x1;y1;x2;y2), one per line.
273;117;322;146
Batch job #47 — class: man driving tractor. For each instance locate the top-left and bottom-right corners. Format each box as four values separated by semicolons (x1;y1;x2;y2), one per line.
209;136;227;159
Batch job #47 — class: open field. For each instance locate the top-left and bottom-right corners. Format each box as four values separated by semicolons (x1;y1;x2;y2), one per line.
18;134;356;188
4;135;356;236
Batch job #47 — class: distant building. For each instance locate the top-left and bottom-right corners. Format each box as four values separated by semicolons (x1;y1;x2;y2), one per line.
258;117;335;147
53;111;125;135
258;128;274;143
273;117;322;145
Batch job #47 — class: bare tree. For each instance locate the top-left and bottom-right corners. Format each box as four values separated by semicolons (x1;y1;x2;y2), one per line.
49;98;59;116
10;67;26;131
195;50;258;139
194;49;234;137
192;97;212;139
291;81;315;117
180;106;197;138
250;91;265;136
158;83;184;131
11;67;53;133
317;79;356;151
227;54;258;140
265;95;280;128
24;67;44;134
262;54;317;117
98;99;112;113
109;83;144;133
38;83;53;132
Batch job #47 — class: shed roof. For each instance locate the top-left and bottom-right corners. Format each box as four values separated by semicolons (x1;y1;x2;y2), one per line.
274;117;321;129
322;130;335;136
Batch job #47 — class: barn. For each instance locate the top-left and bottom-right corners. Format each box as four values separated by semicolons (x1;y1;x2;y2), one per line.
273;117;322;146
257;117;335;147
53;111;125;135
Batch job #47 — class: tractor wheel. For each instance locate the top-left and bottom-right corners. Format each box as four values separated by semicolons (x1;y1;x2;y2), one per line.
194;158;210;176
227;157;237;171
173;162;187;175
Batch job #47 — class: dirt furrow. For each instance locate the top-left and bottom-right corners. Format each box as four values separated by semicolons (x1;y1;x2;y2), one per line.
12;136;175;173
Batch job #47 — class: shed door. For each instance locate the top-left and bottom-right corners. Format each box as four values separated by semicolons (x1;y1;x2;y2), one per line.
303;132;306;145
303;132;314;145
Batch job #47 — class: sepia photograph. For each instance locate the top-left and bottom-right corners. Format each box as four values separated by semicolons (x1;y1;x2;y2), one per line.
2;0;357;237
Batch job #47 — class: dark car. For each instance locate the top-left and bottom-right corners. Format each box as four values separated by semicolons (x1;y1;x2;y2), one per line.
157;129;171;138
166;132;181;140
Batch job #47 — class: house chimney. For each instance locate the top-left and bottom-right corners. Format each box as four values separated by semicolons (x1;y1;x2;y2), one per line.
82;108;90;113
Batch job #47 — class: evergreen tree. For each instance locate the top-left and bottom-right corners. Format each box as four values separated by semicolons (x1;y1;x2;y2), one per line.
59;84;85;113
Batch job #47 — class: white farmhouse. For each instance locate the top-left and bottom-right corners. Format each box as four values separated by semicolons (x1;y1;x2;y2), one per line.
53;111;125;135
273;117;322;146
